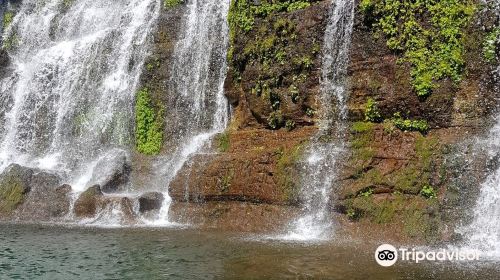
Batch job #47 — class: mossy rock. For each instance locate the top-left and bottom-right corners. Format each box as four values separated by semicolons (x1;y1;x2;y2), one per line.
0;164;34;215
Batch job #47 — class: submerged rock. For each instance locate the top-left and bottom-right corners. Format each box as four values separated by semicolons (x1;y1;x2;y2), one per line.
74;185;104;218
138;192;164;213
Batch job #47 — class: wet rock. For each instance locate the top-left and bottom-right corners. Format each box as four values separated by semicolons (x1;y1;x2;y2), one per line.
138;192;164;213
15;171;72;220
91;149;131;193
0;164;34;215
74;185;103;218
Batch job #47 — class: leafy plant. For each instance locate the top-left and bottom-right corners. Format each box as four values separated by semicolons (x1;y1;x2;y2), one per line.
135;88;163;155
364;98;382;122
421;185;437;199
392;112;429;134
483;27;500;63
268;110;284;129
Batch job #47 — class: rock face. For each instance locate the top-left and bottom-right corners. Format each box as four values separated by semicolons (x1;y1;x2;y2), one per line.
138;192;164;213
157;0;500;241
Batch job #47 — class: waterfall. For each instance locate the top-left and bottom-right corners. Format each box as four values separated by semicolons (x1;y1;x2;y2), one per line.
0;0;160;190
458;0;500;257
281;0;354;241
459;118;500;256
147;0;230;225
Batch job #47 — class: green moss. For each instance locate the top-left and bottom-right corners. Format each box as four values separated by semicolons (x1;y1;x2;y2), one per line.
164;0;183;9
483;27;500;63
2;33;18;50
216;131;230;152
275;143;305;204
135;88;163;155
0;178;25;214
2;11;13;29
362;0;476;97
218;169;234;193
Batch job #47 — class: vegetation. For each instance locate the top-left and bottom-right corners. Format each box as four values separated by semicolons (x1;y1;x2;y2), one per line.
2;11;13;29
364;98;382;122
135;88;163;155
216;131;230;152
362;99;429;134
164;0;183;9
275;143;305;204
361;0;476;97
0;178;25;214
391;112;429;134
420;185;437;199
228;0;320;130
483;27;500;63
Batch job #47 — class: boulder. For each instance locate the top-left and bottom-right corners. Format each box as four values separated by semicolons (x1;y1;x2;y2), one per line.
138;192;164;213
15;171;72;220
90;149;131;193
74;185;103;218
0;164;34;215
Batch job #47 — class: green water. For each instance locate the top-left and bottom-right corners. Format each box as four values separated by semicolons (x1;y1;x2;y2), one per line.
0;223;498;279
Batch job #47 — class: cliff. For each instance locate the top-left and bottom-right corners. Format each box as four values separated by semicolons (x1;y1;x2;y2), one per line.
161;0;500;241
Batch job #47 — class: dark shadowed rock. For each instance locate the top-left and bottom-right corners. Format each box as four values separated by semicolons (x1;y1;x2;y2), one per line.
74;185;103;218
138;192;164;213
90;150;131;193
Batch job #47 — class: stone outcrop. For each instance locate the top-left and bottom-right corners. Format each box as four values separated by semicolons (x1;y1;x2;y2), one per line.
74;185;103;218
138;192;164;213
0;164;71;220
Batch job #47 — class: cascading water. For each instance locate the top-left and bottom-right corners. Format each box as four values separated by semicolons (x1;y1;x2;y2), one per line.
458;117;500;257
281;0;354;241
458;0;500;257
146;0;230;225
0;0;161;225
0;0;160;187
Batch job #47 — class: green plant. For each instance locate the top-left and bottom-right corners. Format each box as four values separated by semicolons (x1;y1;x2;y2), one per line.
216;131;230;152
285;120;296;131
483;27;500;63
392;112;429;134
3;11;13;29
360;188;374;197
362;0;475;97
164;0;183;9
135;88;163;155
364;98;382;122
305;107;315;117
268;110;284;129
420;185;437;199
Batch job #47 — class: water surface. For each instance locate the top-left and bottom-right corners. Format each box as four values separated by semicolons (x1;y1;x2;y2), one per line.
0;224;498;279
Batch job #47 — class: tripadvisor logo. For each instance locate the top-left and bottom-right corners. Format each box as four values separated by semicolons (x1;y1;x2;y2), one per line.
375;244;398;267
375;244;481;267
